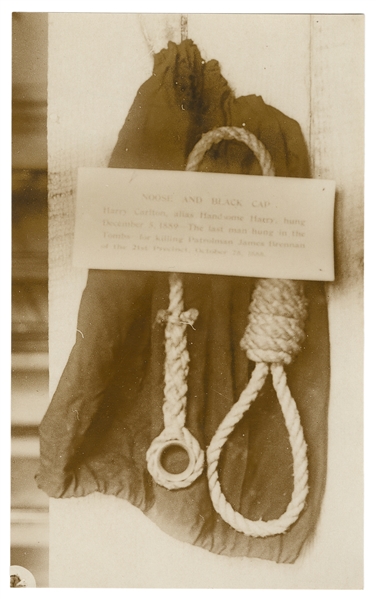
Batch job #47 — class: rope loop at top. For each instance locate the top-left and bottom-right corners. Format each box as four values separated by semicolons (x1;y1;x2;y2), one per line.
185;126;275;177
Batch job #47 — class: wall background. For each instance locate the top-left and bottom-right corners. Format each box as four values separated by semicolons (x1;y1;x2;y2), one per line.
47;13;364;589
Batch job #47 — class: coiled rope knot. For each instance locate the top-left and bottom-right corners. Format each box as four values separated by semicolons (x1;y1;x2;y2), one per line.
240;278;308;365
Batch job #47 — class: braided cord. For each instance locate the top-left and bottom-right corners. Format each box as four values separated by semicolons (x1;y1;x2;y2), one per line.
162;273;192;430
146;273;204;490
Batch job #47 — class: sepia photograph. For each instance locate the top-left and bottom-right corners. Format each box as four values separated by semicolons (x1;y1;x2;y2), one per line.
9;6;365;590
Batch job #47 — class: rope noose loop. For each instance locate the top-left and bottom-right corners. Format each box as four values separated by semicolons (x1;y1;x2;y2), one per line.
189;127;310;536
207;278;309;536
146;272;204;490
147;126;310;536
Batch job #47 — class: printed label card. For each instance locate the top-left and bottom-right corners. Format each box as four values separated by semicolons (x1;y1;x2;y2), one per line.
73;168;335;281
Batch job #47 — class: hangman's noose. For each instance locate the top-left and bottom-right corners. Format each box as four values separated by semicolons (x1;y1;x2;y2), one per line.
146;126;309;536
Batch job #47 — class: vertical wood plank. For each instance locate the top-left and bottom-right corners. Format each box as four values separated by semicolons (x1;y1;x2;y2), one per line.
309;14;364;587
188;14;311;143
310;14;364;288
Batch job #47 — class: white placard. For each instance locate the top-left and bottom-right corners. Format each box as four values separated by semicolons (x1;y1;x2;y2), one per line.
73;168;335;281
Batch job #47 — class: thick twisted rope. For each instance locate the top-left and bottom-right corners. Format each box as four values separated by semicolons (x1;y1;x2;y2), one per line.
185;126;275;176
147;127;268;490
146;272;204;489
207;278;309;536
188;127;309;536
147;127;310;536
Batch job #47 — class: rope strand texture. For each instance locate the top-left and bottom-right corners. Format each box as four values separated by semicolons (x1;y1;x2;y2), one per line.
147;126;310;537
186;126;275;177
207;278;309;537
146;273;204;490
189;127;310;536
